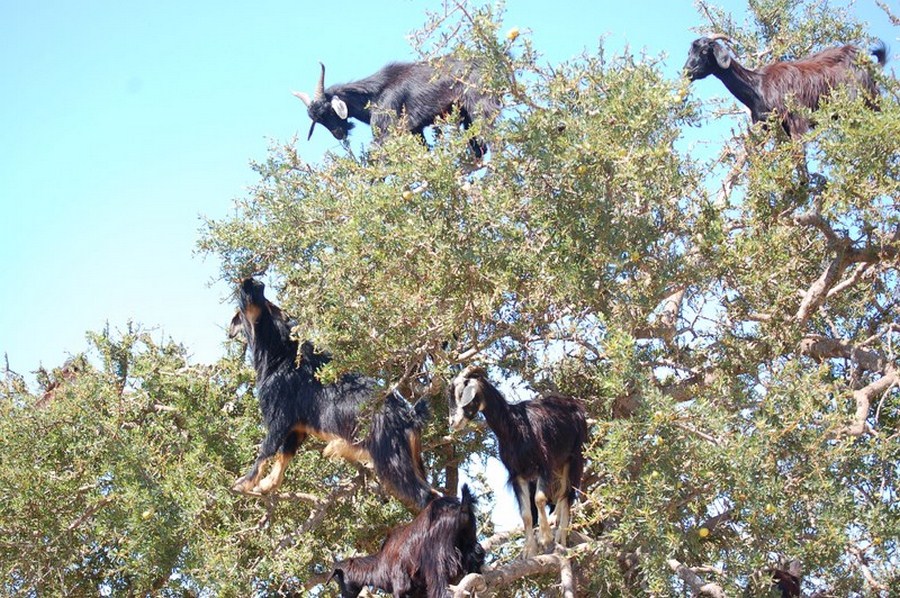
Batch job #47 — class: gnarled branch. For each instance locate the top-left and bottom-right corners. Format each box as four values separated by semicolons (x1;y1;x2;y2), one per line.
668;558;725;597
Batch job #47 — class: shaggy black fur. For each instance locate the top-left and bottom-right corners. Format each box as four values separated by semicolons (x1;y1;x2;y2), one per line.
294;60;499;157
329;484;485;598
449;366;588;555
229;278;436;511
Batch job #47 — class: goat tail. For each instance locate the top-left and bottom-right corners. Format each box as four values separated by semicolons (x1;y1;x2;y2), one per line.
871;40;888;67
460;483;477;515
568;451;586;505
457;484;486;577
568;407;590;504
369;390;438;511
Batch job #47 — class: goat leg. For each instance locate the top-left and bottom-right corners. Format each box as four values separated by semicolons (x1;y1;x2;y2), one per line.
233;431;284;494
515;478;539;557
534;477;554;551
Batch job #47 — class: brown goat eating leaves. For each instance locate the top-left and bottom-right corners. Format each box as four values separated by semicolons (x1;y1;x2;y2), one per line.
684;34;887;138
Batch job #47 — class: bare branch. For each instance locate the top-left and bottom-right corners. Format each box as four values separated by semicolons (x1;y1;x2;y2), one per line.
699;508;733;532
558;551;576;598
795;251;847;324
634;288;687;342
799;334;899;436
449;544;591;597
668;558;726;597
849;545;890;592
876;0;900;25
827;263;873;299
660;370;719;403
277;476;364;553
793;210;840;245
799;335;890;373
673;421;723;445
845;366;898;436
716;146;747;207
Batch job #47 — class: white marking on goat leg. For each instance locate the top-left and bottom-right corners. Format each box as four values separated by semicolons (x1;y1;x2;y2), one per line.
516;478;538;557
555;497;571;548
257;452;292;494
232;459;267;494
554;463;572;547
534;478;552;550
231;474;258;494
322;437;373;466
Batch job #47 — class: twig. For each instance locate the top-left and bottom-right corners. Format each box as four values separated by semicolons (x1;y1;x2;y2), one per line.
277;476;364;553
66;496;114;533
673;421;723;446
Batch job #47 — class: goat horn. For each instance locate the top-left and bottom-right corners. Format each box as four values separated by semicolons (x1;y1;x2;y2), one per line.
314;62;326;100
292;90;312;106
707;33;732;44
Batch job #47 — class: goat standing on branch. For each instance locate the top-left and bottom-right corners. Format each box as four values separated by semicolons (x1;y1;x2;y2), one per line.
683;34;888;138
293;60;500;158
449;366;588;556
229;278;437;511
329;484;485;598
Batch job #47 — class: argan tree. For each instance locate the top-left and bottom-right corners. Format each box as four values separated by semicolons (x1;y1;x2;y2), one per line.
2;1;897;596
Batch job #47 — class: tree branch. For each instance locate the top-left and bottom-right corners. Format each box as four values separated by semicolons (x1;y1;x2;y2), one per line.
667;559;725;597
449;544;590;597
277;476;365;553
66;496;114;533
660;370;719;403
799;334;899;436
634;288;687;342
845;367;898;436
795;251;847;324
827;262;873;299
849;545;890;593
793;210;840;245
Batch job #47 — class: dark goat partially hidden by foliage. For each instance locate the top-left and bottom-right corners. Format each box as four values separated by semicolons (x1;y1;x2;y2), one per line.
329;484;485;598
684;34;888;138
449;366;588;556
293;60;499;157
229;278;436;511
769;569;801;597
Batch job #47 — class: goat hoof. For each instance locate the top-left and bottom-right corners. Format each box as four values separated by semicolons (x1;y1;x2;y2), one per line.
256;478;278;494
231;477;257;495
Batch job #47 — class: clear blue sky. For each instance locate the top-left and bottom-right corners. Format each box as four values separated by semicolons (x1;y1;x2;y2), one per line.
1;1;894;380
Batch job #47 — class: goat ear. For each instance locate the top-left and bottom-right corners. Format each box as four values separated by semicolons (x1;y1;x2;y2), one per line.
460;380;479;407
331;96;349;120
228;312;243;339
713;42;731;69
